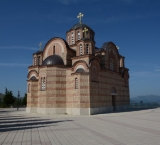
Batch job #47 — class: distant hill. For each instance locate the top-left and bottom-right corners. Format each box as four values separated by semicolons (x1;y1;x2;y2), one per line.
131;95;160;103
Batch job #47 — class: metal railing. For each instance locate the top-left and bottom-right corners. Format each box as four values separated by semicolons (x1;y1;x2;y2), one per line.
130;102;160;109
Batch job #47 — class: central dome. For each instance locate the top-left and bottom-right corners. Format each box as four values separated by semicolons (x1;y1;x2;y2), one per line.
42;55;64;66
71;23;92;31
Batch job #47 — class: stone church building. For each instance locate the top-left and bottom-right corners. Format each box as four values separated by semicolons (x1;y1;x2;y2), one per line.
26;13;130;115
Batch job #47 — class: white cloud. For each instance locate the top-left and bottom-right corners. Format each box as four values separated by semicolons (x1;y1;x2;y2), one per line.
155;69;160;72
127;61;153;66
154;66;160;72
131;70;160;78
0;46;37;50
0;63;30;67
131;71;150;77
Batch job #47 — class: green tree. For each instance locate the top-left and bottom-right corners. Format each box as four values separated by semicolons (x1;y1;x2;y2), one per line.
22;93;27;106
3;88;15;107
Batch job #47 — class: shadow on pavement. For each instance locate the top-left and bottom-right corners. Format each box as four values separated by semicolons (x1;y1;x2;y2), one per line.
0;115;72;132
0;116;40;121
0;109;73;132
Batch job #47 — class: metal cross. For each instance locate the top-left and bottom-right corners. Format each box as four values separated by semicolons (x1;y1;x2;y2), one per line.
82;27;88;37
39;42;42;51
77;12;84;24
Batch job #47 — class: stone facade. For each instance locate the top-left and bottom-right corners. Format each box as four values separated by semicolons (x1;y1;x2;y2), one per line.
26;18;130;115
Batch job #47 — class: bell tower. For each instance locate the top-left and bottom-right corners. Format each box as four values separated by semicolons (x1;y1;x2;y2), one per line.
66;12;95;56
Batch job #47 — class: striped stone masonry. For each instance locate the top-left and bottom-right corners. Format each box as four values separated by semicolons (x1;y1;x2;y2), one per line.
26;23;130;115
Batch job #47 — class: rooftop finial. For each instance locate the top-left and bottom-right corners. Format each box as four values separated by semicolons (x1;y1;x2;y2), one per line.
77;12;84;24
39;42;42;51
82;27;88;37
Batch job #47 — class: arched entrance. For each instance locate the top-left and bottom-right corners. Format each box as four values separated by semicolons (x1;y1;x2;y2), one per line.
111;88;117;111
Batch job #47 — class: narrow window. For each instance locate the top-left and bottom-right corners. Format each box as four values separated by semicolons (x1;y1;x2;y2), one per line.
38;56;40;65
53;46;55;54
71;32;74;44
28;84;30;93
80;44;82;55
86;44;89;54
110;59;114;71
77;31;80;40
34;57;37;65
41;77;46;91
75;78;78;89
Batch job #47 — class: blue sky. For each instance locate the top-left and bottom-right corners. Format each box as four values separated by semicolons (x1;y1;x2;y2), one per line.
0;0;160;98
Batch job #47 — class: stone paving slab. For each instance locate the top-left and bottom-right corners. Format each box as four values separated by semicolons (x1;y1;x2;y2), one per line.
0;108;160;145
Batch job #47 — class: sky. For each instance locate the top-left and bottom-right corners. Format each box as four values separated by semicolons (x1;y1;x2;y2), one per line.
0;0;160;98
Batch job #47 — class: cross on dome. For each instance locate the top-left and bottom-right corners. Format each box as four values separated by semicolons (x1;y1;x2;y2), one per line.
82;27;88;37
77;12;84;24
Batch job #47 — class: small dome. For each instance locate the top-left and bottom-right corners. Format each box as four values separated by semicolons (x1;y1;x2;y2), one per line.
71;23;93;31
30;76;37;80
42;55;64;66
76;68;85;73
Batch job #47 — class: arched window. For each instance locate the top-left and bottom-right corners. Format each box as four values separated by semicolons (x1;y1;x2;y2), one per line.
110;58;114;71
75;78;78;89
34;57;37;65
38;56;41;65
71;32;74;44
68;33;69;44
86;44;89;54
53;46;55;54
80;44;83;55
41;77;46;91
77;31;80;40
28;84;30;93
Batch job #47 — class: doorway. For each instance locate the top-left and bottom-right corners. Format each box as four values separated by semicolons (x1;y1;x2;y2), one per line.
112;95;116;111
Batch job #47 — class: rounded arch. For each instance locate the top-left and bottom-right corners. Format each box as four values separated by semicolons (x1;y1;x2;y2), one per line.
102;42;119;56
27;70;38;79
89;59;101;72
43;37;68;60
102;42;120;62
102;42;120;72
72;60;89;72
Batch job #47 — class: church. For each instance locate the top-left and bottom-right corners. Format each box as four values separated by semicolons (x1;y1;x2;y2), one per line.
26;13;130;115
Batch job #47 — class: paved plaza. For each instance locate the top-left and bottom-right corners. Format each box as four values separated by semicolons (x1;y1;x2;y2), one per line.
0;108;160;145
